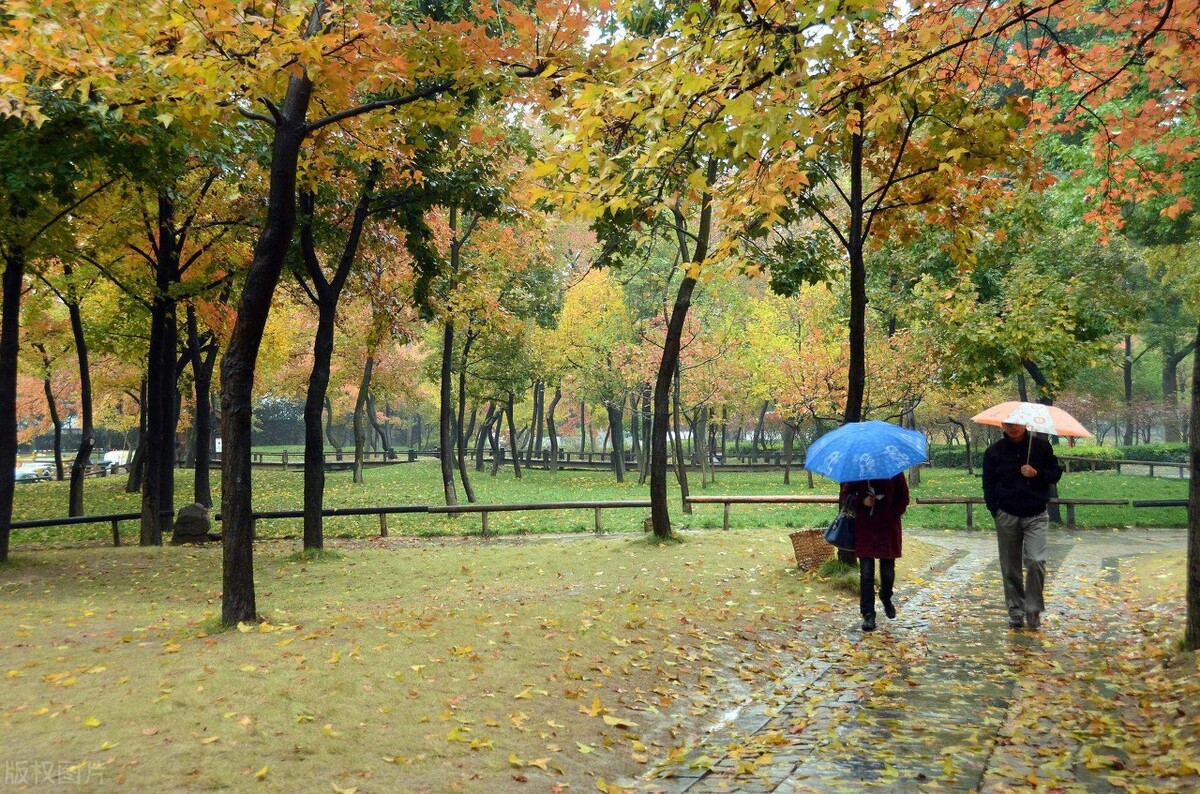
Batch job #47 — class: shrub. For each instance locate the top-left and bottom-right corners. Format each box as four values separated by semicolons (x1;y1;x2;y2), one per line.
1060;445;1120;471
1116;443;1189;463
926;445;974;469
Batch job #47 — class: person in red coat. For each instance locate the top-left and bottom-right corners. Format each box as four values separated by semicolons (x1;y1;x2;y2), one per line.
839;472;910;632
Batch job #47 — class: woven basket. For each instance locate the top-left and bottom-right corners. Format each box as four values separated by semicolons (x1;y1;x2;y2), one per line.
790;529;833;571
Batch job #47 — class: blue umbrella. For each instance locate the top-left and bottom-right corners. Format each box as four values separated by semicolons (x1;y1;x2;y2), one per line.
803;420;928;483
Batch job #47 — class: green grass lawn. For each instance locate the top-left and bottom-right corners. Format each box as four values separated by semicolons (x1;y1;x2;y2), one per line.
8;460;1190;546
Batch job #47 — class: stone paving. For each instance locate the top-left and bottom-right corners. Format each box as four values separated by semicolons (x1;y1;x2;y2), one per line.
638;528;1189;793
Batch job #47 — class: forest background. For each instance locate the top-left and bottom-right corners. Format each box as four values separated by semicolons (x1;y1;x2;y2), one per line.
1;0;1198;636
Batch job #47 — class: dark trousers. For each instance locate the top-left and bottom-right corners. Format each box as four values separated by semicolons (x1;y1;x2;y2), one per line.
860;557;895;617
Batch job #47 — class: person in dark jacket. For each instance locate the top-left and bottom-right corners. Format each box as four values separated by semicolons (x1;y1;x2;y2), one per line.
839;472;910;632
982;421;1063;630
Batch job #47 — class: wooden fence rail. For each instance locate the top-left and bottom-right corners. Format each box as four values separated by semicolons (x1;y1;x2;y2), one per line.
684;495;1132;531
1058;456;1190;477
9;493;1182;547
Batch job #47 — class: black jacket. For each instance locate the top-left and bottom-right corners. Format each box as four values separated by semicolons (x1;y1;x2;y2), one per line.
982;433;1063;518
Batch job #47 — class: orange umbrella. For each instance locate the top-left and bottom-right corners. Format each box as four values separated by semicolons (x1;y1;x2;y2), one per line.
971;401;1092;438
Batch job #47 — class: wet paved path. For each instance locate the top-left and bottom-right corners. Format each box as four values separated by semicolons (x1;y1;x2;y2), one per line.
640;528;1189;793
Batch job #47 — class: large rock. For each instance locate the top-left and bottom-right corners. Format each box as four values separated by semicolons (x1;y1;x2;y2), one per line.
172;503;213;544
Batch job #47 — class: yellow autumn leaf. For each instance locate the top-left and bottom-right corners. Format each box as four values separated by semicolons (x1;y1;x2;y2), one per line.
254;766;268;780
580;694;608;717
601;715;638;728
83;716;101;728
508;753;524;768
527;758;550;771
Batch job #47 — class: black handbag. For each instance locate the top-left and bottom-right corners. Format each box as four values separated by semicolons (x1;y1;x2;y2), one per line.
824;494;856;550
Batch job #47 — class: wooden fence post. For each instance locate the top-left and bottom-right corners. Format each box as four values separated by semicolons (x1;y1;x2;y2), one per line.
594;506;602;533
481;511;489;536
966;502;974;530
379;514;388;537
723;503;731;531
111;519;120;547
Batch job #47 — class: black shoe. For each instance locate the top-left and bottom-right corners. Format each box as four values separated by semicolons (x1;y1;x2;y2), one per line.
1026;611;1041;630
862;614;876;632
1009;615;1024;629
883;599;896;619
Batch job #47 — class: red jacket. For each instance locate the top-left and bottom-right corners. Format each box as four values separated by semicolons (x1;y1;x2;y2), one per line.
839;473;909;560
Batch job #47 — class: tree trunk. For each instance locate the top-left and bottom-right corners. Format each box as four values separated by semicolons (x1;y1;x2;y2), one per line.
1164;339;1197;443
843;108;867;423
671;363;691;513
475;402;495;472
606;399;626;483
529;381;545;466
488;410;502;477
1186;323;1199;650
220;69;316;626
352;355;373;484
126;380;147;494
141;193;179;544
187;306;218;507
639;383;652;485
751;400;769;463
547;385;561;473
438;320;459;505
720;406;727;463
33;343;64;480
366;392;393;458
782;420;795;485
0;245;22;561
579;401;587;454
1124;335;1135;446
504;395;522;479
629;389;641;471
697;404;710;487
455;333;475;503
649;159;716;538
66;291;96;515
841;119;868;563
324;396;341;453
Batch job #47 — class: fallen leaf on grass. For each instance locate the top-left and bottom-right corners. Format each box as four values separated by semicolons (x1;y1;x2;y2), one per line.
602;715;638;728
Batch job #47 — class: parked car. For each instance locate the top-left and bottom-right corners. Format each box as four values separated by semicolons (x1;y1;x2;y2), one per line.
14;466;49;483
102;450;131;473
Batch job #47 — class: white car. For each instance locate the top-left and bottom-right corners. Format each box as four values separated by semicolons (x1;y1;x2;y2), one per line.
15;466;49;483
